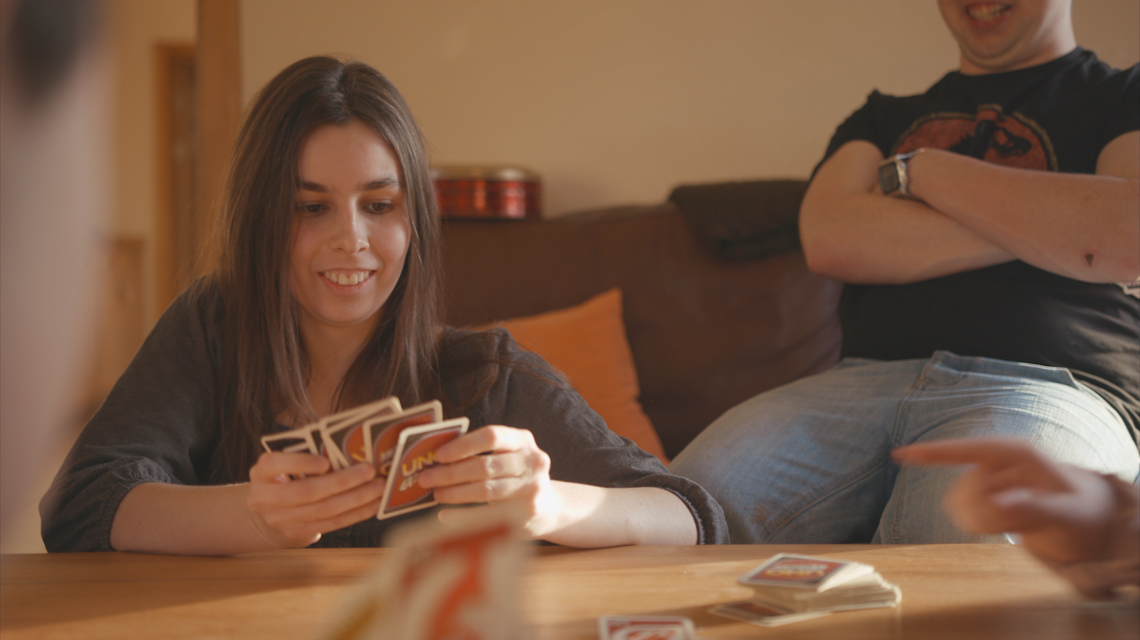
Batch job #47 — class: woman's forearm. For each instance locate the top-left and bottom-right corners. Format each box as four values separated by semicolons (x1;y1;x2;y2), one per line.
540;483;699;547
109;482;280;555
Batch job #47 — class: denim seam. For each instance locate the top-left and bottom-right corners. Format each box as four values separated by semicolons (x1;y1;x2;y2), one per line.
762;457;889;543
883;362;934;544
766;365;928;542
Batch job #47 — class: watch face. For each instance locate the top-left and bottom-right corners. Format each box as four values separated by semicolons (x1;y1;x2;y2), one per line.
878;161;901;194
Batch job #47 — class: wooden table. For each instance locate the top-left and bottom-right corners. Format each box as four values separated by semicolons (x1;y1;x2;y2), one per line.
2;545;1137;639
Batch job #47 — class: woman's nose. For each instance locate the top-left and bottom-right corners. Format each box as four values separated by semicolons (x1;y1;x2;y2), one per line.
329;206;368;253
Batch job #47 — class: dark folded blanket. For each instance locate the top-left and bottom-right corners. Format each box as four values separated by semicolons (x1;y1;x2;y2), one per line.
668;179;809;261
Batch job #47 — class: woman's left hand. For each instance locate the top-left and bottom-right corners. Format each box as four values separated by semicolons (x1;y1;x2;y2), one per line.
416;425;561;537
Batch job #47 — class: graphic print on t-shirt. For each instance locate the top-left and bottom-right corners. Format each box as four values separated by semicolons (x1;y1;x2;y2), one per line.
891;104;1057;171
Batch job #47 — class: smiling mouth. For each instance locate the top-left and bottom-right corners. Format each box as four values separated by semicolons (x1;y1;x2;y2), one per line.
321;270;374;286
967;3;1010;22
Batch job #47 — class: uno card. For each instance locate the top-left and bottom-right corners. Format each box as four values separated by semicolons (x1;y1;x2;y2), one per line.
321;396;403;431
319;502;529;640
597;615;698;640
709;600;830;627
738;554;864;590
319;397;402;469
260;428;323;480
261;428;319;455
365;400;443;478
377;418;469;520
281;422;344;468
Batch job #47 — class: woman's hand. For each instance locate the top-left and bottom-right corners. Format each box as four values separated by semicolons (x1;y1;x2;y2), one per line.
246;452;387;548
416;426;562;538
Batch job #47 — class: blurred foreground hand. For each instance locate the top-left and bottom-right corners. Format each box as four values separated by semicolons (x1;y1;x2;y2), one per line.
894;438;1139;599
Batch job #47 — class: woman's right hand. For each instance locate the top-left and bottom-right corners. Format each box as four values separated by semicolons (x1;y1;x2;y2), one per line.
246;452;387;548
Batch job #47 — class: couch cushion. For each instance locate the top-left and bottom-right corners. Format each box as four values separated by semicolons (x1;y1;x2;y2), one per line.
669;179;807;261
441;203;842;459
490;288;666;462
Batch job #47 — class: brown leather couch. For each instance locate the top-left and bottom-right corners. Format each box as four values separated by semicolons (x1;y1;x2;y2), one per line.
440;180;843;459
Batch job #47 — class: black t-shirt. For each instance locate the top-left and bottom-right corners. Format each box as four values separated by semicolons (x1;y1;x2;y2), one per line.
816;48;1140;447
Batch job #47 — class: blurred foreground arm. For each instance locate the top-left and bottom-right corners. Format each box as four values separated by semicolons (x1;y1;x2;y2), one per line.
893;438;1139;599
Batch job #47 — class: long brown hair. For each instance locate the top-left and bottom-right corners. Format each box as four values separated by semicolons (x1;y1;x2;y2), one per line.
210;57;442;482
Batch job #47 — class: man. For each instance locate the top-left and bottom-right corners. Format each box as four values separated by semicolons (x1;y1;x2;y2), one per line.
670;0;1139;545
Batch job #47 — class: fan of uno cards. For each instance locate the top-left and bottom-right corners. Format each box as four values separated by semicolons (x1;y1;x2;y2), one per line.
261;397;469;519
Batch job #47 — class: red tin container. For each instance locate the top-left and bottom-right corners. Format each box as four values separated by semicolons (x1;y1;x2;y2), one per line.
433;165;542;219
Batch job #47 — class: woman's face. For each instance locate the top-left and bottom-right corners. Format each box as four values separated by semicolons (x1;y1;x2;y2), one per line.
290;119;412;338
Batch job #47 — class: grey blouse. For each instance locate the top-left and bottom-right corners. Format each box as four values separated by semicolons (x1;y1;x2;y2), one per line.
40;281;728;550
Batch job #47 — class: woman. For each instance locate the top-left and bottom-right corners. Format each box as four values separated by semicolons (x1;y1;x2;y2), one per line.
41;56;727;554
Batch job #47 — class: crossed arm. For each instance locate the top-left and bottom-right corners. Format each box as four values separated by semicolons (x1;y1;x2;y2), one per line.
799;131;1140;285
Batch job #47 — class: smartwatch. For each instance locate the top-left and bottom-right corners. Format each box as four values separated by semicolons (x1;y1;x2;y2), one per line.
878;148;926;199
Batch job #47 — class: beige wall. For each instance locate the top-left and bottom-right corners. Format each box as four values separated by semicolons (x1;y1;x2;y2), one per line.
241;0;1139;217
109;0;195;323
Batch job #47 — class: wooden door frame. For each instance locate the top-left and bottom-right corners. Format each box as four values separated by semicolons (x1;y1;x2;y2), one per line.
195;0;242;276
154;42;196;314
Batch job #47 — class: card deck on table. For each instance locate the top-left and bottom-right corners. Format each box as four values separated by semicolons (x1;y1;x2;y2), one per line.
318;397;402;469
748;571;902;614
709;600;830;627
377;417;470;520
597;615;697;640
365;400;443;478
736;554;901;616
738;553;872;591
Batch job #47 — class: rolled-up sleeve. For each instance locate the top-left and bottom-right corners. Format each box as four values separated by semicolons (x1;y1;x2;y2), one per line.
40;281;224;552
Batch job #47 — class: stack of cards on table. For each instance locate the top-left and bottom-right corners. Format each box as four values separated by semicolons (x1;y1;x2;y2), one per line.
260;396;470;520
597;615;698;640
711;553;901;627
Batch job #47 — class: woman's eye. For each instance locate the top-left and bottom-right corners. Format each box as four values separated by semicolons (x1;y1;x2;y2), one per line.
367;201;393;214
296;202;324;215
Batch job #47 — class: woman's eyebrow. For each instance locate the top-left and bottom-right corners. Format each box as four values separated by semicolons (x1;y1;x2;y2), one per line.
295;178;399;192
361;178;399;191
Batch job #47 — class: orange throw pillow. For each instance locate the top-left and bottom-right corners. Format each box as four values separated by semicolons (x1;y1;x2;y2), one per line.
495;289;667;463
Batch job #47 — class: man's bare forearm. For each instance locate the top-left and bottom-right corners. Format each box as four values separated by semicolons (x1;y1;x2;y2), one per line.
907;142;1140;283
800;141;1015;284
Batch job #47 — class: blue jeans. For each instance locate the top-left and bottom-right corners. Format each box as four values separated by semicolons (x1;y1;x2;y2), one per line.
669;352;1140;544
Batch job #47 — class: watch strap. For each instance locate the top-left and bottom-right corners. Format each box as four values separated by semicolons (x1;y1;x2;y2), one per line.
880;148;926;198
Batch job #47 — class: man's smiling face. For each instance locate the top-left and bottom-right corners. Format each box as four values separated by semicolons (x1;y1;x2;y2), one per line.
937;0;1076;74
